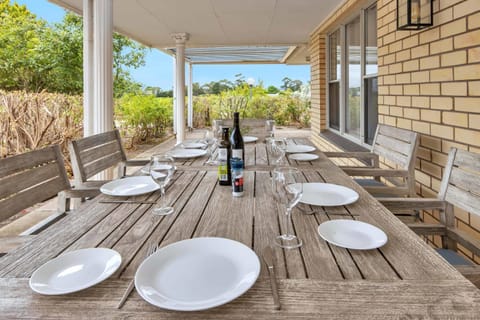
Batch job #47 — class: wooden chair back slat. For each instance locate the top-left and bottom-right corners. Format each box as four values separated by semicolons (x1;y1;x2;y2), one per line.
372;125;418;171
441;148;480;217
373;144;409;169
0;146;70;222
69;130;127;183
377;124;416;143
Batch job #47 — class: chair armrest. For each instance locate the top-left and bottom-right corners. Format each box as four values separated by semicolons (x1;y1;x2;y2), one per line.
125;159;150;166
406;223;447;236
344;168;409;177
323;151;377;160
447;227;480;257
378;198;446;211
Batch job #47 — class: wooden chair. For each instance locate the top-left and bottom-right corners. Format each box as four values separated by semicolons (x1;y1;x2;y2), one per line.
0;145;99;255
69;129;149;188
379;148;480;286
324;124;419;198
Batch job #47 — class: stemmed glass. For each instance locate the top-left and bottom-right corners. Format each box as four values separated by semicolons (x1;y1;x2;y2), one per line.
203;129;217;165
149;154;175;216
267;138;287;166
272;167;303;249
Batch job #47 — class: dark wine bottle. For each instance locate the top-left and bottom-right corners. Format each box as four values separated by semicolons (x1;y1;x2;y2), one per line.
230;112;244;168
218;127;232;185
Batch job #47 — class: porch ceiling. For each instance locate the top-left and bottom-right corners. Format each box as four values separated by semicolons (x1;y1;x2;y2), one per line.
48;0;341;65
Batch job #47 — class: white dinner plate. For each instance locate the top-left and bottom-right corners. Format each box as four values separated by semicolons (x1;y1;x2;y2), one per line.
289;153;319;161
299;183;359;206
100;176;159;196
135;237;260;311
243;136;258;143
181;141;207;149
317;220;388;250
286;144;316;153
29;248;121;295
168;148;207;159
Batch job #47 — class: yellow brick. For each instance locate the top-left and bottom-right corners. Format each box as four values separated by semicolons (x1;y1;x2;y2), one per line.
404;84;420;95
417;146;432;161
379;105;390;115
434;7;453;25
441;82;468;96
403;59;419;72
396;73;411;84
397;96;411;107
441;51;467;67
440;0;464;11
390;106;403;116
411;71;430;83
384;74;396;84
468;12;480;30
403;35;419;49
440;18;467;38
383;32;396;45
415;169;431;187
469;114;480;129
411;44;430;58
404;108;420;119
379;85;389;95
396;49;411;62
469;81;480;96
469;47;480;63
422;135;442;151
390;85;403;95
420;83;441;95
384;115;397;126
430;68;454;82
454;64;480;80
420;56;440;70
384;53;396;64
419;28;440;44
430;38;453;54
443;112;468;127
442;140;468;153
378;65;389;76
413;120;431;134
421;160;442;179
454;0;479;19
455;97;480;113
421;109;441;123
384;95;396;105
431;97;453;110
454;30;480;49
431;124;454;139
431;151;448;167
455;128;480;147
412;96;430;108
389;63;403;74
397;118;412;130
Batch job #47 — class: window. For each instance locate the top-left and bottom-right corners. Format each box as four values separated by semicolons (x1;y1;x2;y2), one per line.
327;4;378;146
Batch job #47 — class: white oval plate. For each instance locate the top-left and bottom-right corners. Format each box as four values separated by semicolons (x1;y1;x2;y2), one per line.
181;141;207;149
318;220;388;250
29;248;121;295
168;149;207;159
286;144;316;153
289;153;319;161
135;237;260;311
100;176;159;196
299;183;359;206
243;136;258;143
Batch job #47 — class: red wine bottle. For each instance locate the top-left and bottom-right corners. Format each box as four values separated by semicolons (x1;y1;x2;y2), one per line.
230;112;244;168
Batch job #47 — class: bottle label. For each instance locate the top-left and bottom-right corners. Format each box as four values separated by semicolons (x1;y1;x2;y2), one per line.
218;163;229;182
218;148;227;161
232;149;243;160
233;174;244;193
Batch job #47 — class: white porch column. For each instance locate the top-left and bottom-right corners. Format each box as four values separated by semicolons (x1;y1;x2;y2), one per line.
93;0;113;134
82;0;94;137
187;62;193;129
172;57;177;134
172;33;189;144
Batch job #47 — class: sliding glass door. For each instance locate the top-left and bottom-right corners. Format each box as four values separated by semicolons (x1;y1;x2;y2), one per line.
346;17;361;139
328;29;341;130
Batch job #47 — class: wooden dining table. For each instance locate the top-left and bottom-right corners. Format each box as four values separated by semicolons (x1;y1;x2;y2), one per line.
1;137;480;319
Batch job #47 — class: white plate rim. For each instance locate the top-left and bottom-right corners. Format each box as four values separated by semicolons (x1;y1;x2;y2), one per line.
317;219;388;250
286;144;316;153
289;153;319;161
299;182;359;206
243;136;258;143
168;148;207;159
100;176;159;196
181;141;207;149
29;248;122;295
134;237;260;311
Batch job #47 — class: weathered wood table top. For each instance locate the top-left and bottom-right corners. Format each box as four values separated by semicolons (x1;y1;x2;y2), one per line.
1;138;480;319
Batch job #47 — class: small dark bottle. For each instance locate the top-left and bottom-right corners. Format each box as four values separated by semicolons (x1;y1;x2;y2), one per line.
218;127;232;186
230;112;244;168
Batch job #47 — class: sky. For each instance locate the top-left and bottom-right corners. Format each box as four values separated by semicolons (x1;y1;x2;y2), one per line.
15;0;310;91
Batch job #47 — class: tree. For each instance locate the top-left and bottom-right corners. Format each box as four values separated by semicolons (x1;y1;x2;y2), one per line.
267;85;279;94
280;77;303;92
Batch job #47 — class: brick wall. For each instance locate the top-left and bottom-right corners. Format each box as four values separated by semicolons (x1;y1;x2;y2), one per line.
309;0;480;262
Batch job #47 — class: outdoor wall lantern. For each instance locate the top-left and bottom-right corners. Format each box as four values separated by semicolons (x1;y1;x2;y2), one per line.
397;0;433;30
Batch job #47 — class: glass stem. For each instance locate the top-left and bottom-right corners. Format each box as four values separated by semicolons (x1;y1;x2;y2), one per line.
159;186;166;209
285;207;294;237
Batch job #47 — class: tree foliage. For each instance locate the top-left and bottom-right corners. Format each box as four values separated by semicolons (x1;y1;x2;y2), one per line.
0;1;147;96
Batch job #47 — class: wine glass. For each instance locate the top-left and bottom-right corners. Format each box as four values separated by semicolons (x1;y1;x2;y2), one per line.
149;154;175;216
265;120;275;138
267;138;287;166
203;129;217;165
272;167;303;249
